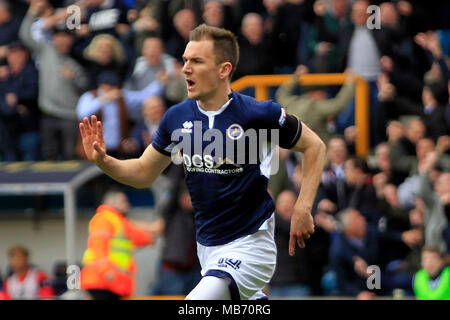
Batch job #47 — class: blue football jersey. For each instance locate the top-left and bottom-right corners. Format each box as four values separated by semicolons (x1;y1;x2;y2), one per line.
152;91;302;246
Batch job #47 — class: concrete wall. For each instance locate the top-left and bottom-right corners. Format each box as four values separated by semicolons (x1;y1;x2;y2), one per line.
0;209;163;297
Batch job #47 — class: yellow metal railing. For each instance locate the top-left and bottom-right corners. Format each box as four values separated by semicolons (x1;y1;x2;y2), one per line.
231;74;370;157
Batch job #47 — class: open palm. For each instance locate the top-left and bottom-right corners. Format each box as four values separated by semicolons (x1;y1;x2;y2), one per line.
79;115;107;163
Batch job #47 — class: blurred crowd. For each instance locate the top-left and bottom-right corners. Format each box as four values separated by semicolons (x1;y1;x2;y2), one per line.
0;0;449;299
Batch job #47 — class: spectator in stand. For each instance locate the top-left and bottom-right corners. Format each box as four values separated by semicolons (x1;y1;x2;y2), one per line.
371;143;394;184
19;2;89;160
342;157;380;225
378;1;416;70
0;42;39;161
373;175;423;295
201;0;236;34
392;133;450;179
317;136;348;210
0;1;22;62
260;0;281;34
150;182;201;296
76;0;131;44
121;96;166;158
336;0;403;145
413;246;450;300
388;118;426;159
307;136;348;295
0;245;54;300
270;190;311;297
306;0;351;73
396;136;450;212
233;12;273;80
378;48;423;104
131;3;162;50
417;139;450;253
318;156;381;226
270;0;314;71
26;1;75;48
276;66;356;145
80;189;160;300
166;8;197;62
124;36;176;91
384;119;424;184
414;31;449;85
421;82;449;141
76;71;163;158
329;208;379;299
377;28;449;124
388;121;431;176
376;70;423;120
82;33;129;90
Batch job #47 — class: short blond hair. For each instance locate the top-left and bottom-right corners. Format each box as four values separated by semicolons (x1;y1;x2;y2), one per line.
83;34;126;64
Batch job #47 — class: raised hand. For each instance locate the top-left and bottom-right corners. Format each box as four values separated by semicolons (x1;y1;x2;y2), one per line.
295;65;309;77
79;115;107;164
343;68;357;85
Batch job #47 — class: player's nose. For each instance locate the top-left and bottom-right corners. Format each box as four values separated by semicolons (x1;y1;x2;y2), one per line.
182;62;192;75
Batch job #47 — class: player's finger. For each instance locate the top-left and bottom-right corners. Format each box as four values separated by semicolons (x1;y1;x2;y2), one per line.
91;115;97;135
79;123;86;138
289;234;296;256
97;121;104;141
304;233;311;240
83;117;91;134
297;237;305;249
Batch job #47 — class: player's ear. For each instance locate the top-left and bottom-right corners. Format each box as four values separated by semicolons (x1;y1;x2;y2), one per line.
219;61;232;80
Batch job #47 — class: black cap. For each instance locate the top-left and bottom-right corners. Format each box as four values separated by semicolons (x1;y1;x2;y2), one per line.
97;71;121;87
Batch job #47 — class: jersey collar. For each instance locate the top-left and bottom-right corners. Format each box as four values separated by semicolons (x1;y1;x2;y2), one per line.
195;92;234;117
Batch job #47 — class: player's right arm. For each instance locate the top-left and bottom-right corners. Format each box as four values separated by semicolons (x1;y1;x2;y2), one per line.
79;115;171;189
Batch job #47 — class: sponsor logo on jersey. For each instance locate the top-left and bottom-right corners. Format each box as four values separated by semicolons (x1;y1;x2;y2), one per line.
183;154;244;175
171;120;281;175
218;258;242;270
227;124;244;140
181;121;193;133
213;158;241;169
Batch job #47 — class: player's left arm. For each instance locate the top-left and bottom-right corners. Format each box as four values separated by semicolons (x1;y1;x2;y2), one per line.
288;121;327;255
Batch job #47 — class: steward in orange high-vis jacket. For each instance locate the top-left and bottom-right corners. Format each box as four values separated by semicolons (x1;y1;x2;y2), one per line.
81;190;159;300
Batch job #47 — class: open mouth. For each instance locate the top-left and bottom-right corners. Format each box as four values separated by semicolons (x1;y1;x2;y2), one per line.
186;79;196;90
